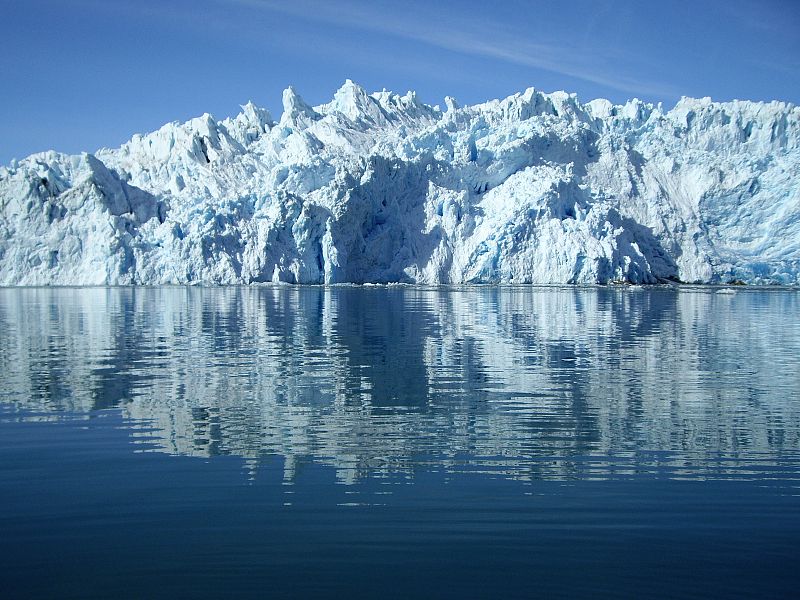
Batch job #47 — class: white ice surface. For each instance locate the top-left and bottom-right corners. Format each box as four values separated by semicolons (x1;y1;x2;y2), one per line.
1;82;798;285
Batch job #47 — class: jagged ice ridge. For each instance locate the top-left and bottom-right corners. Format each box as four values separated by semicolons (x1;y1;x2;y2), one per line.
1;80;798;285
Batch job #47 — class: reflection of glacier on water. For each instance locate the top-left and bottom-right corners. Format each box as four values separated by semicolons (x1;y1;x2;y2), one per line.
0;286;798;485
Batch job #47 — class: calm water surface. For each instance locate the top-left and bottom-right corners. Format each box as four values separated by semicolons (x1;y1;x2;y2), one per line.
0;286;799;598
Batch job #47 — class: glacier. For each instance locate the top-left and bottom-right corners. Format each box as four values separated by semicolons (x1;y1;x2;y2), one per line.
0;80;798;285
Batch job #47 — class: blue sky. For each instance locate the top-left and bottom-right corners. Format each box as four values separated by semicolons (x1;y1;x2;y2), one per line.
1;0;798;163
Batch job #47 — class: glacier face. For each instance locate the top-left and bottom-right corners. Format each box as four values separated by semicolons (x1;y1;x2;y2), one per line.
0;80;798;285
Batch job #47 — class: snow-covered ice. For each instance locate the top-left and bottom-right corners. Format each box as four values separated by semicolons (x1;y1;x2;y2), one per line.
1;81;798;285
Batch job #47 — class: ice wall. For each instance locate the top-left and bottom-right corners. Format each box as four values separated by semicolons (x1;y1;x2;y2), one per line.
1;82;797;285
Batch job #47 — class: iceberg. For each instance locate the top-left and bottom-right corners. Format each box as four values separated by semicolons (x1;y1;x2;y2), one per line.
0;81;798;285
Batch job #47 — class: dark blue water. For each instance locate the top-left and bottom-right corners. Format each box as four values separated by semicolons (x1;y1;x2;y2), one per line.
1;286;799;598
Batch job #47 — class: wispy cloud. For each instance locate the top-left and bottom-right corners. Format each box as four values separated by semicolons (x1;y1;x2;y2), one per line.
60;0;679;99
720;0;800;33
62;0;506;88
224;0;679;98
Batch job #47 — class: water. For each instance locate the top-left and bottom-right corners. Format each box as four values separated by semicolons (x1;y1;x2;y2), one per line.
0;286;799;598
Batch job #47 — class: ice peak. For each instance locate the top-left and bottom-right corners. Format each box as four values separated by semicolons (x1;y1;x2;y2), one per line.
338;78;364;95
240;101;273;128
280;86;320;129
332;79;368;106
401;90;420;107
220;101;273;146
327;79;387;124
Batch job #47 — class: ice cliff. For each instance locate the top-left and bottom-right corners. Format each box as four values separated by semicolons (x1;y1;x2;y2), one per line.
1;80;798;285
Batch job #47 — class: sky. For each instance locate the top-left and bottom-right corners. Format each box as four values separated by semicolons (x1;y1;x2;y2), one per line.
1;0;798;163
